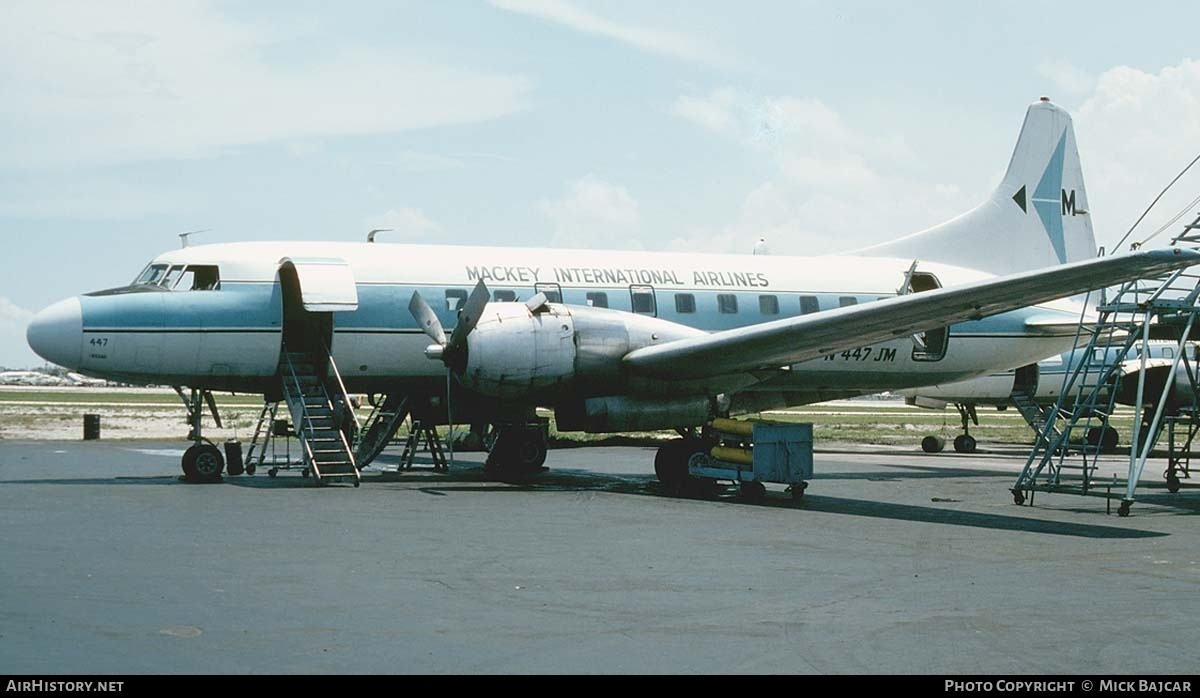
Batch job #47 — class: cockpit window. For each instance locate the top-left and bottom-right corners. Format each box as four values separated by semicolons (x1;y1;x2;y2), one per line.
173;265;220;291
160;265;185;288
133;264;169;286
129;263;221;291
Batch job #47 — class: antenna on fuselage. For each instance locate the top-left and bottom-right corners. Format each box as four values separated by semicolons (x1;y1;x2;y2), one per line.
179;229;210;248
367;228;394;243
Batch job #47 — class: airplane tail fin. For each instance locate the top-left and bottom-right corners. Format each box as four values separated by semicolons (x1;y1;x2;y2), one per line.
856;98;1097;274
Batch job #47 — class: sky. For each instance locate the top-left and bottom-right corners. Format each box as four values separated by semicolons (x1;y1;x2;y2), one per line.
3;0;1200;368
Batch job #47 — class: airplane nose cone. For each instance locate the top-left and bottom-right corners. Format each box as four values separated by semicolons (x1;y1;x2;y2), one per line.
27;297;83;369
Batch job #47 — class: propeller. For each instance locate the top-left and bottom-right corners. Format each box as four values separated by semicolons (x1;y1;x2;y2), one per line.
410;280;490;371
408;280;492;468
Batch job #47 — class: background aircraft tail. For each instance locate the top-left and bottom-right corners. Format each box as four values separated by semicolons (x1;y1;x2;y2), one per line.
856;98;1097;275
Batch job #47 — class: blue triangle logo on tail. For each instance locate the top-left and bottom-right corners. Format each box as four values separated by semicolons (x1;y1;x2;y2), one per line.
1030;132;1067;263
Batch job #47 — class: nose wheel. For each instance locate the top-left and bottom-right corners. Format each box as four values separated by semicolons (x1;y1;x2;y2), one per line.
182;443;224;483
175;386;226;484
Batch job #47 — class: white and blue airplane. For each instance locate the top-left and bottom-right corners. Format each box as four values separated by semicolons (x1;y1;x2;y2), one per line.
25;99;1200;487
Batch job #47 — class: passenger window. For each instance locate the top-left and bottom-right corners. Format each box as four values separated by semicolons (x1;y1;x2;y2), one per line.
445;289;468;311
586;292;608;308
675;293;696;314
839;296;858;307
494;290;517;302
799;296;820;314
759;295;779;315
717;294;738;314
1164;347;1174;359
630;285;656;316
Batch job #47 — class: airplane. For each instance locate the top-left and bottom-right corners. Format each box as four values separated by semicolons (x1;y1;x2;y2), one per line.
900;340;1199;453
24;98;1200;492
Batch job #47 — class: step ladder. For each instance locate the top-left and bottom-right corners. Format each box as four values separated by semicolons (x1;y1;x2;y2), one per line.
279;346;361;486
398;417;449;471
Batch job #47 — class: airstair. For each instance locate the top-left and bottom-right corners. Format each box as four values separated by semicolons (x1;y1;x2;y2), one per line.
353;393;411;467
1009;387;1063;450
275;345;361;486
1013;215;1200;514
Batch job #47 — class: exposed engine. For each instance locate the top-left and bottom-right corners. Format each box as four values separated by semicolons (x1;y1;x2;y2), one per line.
414;286;708;402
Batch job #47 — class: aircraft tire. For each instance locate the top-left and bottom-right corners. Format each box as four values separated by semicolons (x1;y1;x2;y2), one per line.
1086;426;1120;454
921;435;945;453
516;436;548;470
740;481;766;502
182;444;224;484
953;434;977;454
654;439;691;492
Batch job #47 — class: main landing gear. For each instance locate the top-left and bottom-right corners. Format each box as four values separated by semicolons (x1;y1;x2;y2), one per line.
922;402;978;454
174;386;225;484
653;437;716;496
484;418;550;480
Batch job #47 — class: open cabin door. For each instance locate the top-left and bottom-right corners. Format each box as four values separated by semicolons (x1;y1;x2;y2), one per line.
277;257;359;358
901;263;950;362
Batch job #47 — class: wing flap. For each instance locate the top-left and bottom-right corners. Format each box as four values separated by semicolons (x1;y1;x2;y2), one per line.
623;248;1200;381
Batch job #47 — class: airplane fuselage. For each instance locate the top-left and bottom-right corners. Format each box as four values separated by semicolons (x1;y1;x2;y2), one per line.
32;241;1082;417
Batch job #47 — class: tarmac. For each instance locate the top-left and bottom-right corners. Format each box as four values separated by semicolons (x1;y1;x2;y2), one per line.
0;439;1197;674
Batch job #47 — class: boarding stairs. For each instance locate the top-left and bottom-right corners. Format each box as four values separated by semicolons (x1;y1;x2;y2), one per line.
1013;215;1200;513
1009;388;1063;450
278;346;361;486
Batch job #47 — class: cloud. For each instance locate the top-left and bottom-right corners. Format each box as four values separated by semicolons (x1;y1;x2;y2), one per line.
669;88;953;255
364;208;441;239
0;297;39;369
536;175;642;248
0;2;531;169
671;89;739;133
1075;59;1200;250
0;177;190;219
489;0;732;67
1036;60;1097;99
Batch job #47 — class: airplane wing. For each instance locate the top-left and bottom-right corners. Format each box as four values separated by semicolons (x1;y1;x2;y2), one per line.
623;248;1200;380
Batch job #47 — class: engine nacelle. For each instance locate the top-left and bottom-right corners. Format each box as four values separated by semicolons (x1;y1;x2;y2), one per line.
462;303;577;399
459;301;706;400
1114;359;1199;409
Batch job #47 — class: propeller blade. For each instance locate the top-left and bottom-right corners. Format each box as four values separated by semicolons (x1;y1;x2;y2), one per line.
449;280;491;349
408;291;446;346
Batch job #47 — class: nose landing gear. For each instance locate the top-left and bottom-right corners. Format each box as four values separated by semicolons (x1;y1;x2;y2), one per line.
174;386;225;484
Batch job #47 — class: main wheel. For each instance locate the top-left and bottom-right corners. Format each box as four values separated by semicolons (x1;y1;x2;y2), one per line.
654;439;691;493
515;436;548;470
1086;426;1120;454
953;434;977;454
485;428;548;479
921;435;945;453
740;481;766;502
1011;489;1026;505
182;444;224;484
